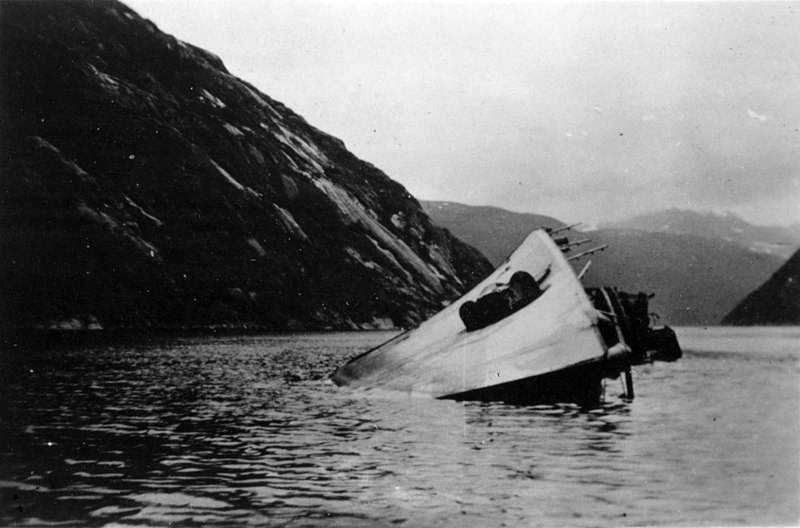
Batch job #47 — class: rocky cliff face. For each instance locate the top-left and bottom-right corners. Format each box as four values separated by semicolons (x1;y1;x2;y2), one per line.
722;250;800;325
0;1;493;331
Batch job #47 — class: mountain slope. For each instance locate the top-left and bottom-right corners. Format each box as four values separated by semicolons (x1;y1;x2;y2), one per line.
722;250;800;325
605;209;800;259
421;201;565;265
424;201;784;325
0;1;493;331
578;229;782;325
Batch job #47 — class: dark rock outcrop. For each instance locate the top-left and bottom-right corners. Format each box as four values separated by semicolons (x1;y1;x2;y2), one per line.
0;1;493;331
722;250;800;325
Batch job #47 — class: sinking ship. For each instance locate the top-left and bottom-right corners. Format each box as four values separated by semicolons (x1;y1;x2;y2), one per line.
332;227;680;406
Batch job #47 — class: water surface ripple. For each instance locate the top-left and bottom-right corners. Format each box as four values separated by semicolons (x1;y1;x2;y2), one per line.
1;328;798;526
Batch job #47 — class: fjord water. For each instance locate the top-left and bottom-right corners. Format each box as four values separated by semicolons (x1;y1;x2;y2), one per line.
1;328;797;527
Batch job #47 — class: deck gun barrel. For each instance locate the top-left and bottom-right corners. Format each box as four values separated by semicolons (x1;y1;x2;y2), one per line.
545;223;581;236
566;244;608;261
559;238;591;250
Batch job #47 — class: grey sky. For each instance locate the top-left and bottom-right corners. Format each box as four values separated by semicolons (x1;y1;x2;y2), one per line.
126;1;800;226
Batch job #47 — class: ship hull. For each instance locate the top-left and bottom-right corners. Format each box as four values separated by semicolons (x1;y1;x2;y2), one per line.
333;230;630;405
439;358;605;406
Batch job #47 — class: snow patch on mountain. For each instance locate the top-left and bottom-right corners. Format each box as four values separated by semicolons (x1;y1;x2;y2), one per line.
243;86;281;120
200;89;225;109
367;235;413;284
606;208;800;259
85;63;120;94
273;204;309;242
32;136;98;187
223;123;244;137
209;159;261;198
274;124;330;175
344;247;381;272
77;201;161;261
425;245;464;288
123;195;163;227
313;177;445;291
391;212;405;230
246;238;267;257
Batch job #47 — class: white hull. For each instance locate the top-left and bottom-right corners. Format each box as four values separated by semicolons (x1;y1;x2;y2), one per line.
333;230;620;402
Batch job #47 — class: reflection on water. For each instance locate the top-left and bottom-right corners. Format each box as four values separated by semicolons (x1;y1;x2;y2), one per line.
1;329;798;526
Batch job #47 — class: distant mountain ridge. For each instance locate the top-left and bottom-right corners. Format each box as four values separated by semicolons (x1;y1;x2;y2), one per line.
722;249;800;325
577;229;782;325
421;201;565;265
604;208;800;259
423;201;785;325
0;1;493;331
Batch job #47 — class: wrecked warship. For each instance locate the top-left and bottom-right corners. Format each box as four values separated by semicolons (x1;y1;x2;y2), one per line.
333;227;681;406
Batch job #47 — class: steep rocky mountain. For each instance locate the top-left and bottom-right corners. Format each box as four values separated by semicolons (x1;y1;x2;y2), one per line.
421;201;566;265
604;208;800;259
722;250;800;325
0;1;493;331
424;201;784;325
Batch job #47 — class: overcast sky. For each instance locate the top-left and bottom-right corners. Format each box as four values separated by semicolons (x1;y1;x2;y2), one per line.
126;0;799;227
